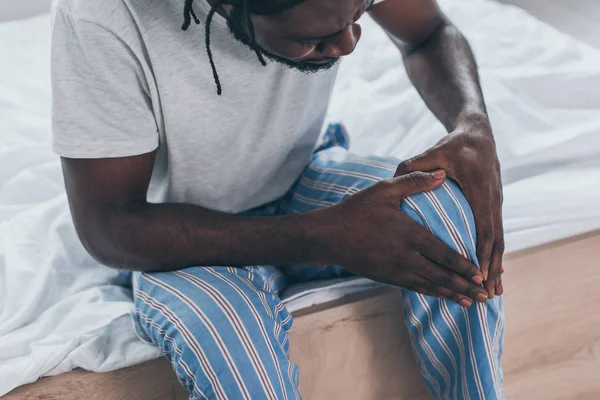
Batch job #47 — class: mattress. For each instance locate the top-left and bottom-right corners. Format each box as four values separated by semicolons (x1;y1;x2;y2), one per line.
1;0;600;395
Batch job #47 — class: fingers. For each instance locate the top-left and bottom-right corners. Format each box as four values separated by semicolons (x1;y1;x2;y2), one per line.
417;258;488;303
383;170;446;200
394;147;445;177
487;237;505;298
467;187;494;282
487;202;505;298
409;276;474;308
498;265;505;294
417;232;484;284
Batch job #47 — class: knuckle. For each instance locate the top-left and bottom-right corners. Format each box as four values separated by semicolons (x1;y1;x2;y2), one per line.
408;171;429;187
423;263;439;278
412;231;431;247
494;239;506;255
443;251;458;269
396;159;413;174
396;256;413;268
487;265;501;280
458;145;481;164
465;285;478;298
463;265;479;280
438;272;455;288
450;294;463;303
479;254;492;265
424;283;440;296
479;228;494;244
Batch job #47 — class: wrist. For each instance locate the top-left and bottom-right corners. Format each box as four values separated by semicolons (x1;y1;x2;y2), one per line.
453;109;491;134
295;207;341;266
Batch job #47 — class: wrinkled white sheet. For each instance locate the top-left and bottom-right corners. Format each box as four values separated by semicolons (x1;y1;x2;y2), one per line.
1;0;600;395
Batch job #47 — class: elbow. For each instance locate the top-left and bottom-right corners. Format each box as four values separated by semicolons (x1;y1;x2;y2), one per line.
71;209;153;272
74;220;128;270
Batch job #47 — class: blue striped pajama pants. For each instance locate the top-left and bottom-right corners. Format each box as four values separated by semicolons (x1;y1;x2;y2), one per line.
132;124;505;400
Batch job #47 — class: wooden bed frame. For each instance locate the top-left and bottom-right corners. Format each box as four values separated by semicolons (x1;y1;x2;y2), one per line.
5;230;600;400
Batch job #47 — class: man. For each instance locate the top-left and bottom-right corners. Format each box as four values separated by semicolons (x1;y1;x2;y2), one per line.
51;0;505;397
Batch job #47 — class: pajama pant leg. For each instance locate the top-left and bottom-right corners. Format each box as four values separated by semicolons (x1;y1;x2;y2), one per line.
133;123;505;400
282;124;505;399
132;266;300;400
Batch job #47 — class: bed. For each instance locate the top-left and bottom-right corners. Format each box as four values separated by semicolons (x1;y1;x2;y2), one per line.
1;0;600;397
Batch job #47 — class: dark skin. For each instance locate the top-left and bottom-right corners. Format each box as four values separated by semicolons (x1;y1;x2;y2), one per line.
371;0;504;297
245;0;504;296
61;0;503;308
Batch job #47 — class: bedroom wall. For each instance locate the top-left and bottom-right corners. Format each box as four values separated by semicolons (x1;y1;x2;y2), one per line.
2;0;599;48
501;0;600;48
0;0;50;22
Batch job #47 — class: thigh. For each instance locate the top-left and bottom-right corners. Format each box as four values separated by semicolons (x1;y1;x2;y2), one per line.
132;266;300;400
281;123;399;281
284;124;397;214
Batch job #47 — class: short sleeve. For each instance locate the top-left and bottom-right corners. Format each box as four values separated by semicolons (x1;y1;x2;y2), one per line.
51;9;159;159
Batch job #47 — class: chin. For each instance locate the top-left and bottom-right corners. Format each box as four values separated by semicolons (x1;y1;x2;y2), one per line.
303;58;340;65
278;56;340;73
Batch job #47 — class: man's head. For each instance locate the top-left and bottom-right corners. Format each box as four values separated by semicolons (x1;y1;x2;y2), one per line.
182;0;370;93
224;0;369;73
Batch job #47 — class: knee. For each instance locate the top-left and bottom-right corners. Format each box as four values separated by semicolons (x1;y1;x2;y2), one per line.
400;179;477;260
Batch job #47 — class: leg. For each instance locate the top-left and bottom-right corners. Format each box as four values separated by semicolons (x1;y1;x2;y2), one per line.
401;180;505;400
285;124;505;399
132;266;300;400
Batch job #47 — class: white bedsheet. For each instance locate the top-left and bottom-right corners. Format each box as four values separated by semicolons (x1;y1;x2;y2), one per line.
1;0;600;395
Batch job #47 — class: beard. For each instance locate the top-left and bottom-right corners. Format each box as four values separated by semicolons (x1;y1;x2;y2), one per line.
226;7;339;73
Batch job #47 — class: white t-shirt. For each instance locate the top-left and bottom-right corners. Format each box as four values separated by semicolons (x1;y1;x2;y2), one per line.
51;0;341;212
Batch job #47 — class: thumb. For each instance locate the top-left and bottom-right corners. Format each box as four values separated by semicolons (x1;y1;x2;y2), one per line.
384;170;446;199
395;147;443;177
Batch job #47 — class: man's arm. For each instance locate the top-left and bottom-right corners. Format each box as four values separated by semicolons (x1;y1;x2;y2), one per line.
370;0;504;297
370;0;487;131
61;153;488;305
62;152;324;271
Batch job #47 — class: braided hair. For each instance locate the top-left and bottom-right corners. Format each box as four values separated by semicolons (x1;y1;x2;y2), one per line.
182;0;303;95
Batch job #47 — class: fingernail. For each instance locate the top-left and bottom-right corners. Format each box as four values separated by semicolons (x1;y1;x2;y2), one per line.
459;298;472;308
431;170;446;180
471;275;483;285
488;287;495;299
482;269;488;281
476;293;488;303
498;283;504;295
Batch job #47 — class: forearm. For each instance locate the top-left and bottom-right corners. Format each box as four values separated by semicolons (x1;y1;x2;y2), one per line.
83;202;329;272
401;21;489;132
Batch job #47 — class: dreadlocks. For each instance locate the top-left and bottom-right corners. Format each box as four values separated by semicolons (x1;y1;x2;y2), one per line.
182;0;303;95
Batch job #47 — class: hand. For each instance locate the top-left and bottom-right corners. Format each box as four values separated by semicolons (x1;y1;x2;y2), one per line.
322;170;489;307
395;116;504;298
